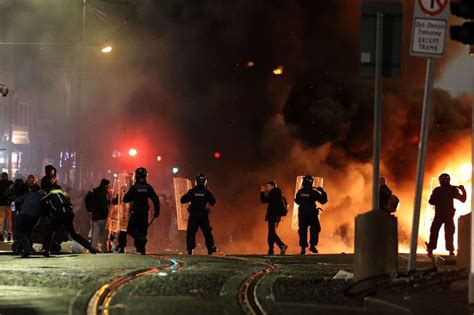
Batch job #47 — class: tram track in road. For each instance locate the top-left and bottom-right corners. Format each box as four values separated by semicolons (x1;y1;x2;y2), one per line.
86;256;184;315
223;256;277;315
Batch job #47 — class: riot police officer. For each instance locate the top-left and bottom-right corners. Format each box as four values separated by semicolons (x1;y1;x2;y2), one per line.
180;174;217;255
123;167;160;255
294;175;327;255
426;173;466;256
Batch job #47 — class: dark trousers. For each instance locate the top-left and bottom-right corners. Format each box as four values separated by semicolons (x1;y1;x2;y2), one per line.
186;214;215;251
44;212;93;253
17;214;38;255
298;215;321;248
428;214;455;251
267;220;284;252
127;209;149;253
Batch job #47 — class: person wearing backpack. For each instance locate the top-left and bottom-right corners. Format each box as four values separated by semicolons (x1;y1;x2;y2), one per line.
295;175;327;255
40;184;99;257
86;179;111;252
260;180;288;256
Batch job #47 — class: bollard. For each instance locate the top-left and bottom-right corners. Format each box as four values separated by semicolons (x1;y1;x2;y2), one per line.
458;213;471;268
354;209;398;282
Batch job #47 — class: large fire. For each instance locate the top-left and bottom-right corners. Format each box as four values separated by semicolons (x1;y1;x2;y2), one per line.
418;161;472;255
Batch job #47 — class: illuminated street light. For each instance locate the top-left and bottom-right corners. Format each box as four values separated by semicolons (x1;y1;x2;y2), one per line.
128;148;137;157
157;155;162;162
273;65;284;75
101;45;112;53
172;167;179;174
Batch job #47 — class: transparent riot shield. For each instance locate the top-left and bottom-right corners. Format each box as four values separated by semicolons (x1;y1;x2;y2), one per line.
173;178;192;231
107;172;133;236
291;176;324;231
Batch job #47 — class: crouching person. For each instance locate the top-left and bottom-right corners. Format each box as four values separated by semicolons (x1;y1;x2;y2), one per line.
15;185;44;257
41;184;99;257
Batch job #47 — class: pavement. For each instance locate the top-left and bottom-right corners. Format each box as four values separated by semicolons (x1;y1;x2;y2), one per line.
0;245;468;315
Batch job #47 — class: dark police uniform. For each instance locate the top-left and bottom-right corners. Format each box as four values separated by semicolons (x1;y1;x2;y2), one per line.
427;185;466;252
294;186;327;249
180;185;216;253
123;181;160;254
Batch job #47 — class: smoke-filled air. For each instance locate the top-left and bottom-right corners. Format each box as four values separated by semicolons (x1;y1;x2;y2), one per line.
0;0;471;255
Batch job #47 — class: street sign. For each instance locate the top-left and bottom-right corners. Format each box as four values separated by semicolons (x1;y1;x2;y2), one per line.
411;0;449;57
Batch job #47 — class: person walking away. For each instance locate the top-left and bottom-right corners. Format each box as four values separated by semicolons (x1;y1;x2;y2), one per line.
426;173;466;256
260;180;288;256
0;173;13;242
123;168;160;255
40;184;99;257
294;175;328;255
86;179;111;252
180;174;217;255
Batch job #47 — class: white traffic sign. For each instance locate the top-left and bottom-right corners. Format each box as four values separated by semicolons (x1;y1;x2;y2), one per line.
410;0;449;57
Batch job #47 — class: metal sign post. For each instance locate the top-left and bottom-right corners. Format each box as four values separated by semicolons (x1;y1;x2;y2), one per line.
408;57;436;270
408;0;449;271
372;12;384;211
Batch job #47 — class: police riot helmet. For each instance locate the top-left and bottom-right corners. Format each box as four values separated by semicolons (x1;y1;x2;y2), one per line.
135;167;148;181
195;174;207;186
438;173;450;186
302;175;314;187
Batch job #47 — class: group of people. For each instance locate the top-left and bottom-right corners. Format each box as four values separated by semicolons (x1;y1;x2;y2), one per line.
0;165;99;257
260;175;327;256
0;164;466;257
379;174;466;256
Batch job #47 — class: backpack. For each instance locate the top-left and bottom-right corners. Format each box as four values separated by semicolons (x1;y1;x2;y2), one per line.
43;191;73;218
386;194;399;213
278;195;289;216
85;190;96;212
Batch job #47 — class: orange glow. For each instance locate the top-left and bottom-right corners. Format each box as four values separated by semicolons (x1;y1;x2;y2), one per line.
273;65;284;75
419;159;472;255
128;148;137;157
247;60;254;68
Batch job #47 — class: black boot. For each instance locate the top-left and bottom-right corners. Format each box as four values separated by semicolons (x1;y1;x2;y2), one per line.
208;246;217;255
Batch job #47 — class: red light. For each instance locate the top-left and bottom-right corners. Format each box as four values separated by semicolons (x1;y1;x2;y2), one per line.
129;148;138;157
214;152;221;159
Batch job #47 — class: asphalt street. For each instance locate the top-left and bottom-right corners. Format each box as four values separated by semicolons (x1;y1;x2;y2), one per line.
0;248;468;315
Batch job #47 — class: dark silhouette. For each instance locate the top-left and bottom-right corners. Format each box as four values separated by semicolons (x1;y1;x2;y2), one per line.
40;184;98;257
123;167;160;255
86;178;111;252
426;173;466;256
180;174;217;255
294;175;328;255
260;180;288;256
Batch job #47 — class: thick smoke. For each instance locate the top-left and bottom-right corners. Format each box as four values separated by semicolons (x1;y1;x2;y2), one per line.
1;0;471;253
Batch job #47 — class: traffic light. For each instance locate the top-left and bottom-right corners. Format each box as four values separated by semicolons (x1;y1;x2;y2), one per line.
450;0;474;45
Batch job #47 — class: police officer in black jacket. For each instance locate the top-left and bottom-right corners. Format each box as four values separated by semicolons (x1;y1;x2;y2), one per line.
180;174;217;255
294;175;327;255
123;167;160;255
260;180;288;256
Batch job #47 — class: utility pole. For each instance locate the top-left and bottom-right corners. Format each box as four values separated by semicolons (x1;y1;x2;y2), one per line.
76;0;86;191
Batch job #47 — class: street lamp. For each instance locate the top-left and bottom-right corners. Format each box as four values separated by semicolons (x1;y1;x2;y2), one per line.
101;45;112;53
